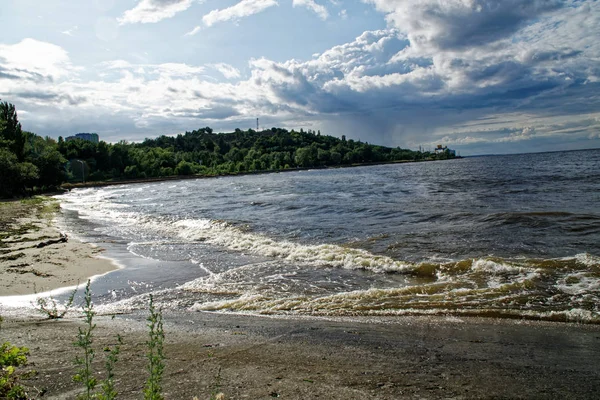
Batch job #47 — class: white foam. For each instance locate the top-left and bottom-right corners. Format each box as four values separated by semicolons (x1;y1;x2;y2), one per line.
180;262;277;294
573;253;600;268
174;218;414;273
555;272;600;295
471;258;529;274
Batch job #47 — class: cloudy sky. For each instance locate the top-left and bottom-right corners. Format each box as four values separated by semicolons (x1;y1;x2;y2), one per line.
1;0;599;155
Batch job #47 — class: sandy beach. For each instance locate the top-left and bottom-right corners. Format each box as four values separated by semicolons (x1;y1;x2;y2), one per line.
1;311;599;399
0;198;118;296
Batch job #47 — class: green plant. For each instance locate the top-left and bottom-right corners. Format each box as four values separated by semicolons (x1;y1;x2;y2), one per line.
144;295;165;400
96;334;122;400
0;315;29;399
0;365;27;399
72;281;123;400
0;343;28;368
73;281;97;399
34;285;77;319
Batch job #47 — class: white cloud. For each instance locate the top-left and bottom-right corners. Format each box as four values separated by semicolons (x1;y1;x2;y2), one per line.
61;25;78;36
517;126;535;137
426;112;600;149
119;0;196;25
293;0;329;20
101;60;133;70
0;38;76;81
438;135;489;145
155;63;206;77
210;63;241;79
184;26;202;36
202;0;278;27
100;60;205;78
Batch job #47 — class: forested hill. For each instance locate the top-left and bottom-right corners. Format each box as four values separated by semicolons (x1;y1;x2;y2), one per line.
0;100;455;197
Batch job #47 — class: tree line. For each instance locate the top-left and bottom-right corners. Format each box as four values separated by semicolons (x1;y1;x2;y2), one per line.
0;100;455;197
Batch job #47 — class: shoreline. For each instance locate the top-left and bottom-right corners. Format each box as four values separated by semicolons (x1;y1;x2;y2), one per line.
1;311;599;399
0;199;119;297
59;157;459;191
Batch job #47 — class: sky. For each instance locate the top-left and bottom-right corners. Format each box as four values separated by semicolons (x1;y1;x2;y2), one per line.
1;0;599;155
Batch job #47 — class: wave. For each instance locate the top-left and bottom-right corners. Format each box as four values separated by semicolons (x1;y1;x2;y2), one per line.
177;253;600;323
173;219;416;273
57;188;600;323
58;187;600;277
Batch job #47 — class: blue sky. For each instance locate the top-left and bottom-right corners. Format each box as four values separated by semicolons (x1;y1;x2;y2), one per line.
1;0;599;155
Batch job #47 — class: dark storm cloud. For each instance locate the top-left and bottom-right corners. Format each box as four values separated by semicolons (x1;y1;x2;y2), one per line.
366;0;563;50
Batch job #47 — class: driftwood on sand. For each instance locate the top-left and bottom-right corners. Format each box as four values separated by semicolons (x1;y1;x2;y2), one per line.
36;233;68;248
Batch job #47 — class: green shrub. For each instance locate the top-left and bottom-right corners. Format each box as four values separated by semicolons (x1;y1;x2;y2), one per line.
0;365;27;400
0;315;29;399
0;343;28;367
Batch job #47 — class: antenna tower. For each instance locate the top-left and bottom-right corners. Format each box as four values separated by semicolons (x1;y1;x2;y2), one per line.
256;118;259;131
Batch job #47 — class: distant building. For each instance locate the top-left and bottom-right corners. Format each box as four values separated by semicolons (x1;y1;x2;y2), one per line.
434;144;456;157
434;144;447;154
66;133;99;143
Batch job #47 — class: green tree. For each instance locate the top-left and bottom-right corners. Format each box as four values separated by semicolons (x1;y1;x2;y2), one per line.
0;101;25;162
317;148;329;165
26;135;66;189
295;146;316;167
175;160;194;175
330;151;342;165
0;148;39;197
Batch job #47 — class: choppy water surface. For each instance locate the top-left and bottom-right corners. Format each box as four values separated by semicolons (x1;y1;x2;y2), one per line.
57;149;600;322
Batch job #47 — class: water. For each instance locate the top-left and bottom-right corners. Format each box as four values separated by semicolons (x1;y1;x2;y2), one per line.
55;149;600;322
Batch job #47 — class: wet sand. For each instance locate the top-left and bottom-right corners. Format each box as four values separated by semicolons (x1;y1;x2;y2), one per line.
2;311;599;399
0;199;118;296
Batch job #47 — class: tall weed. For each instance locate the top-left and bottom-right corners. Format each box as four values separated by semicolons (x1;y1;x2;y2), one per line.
144;295;165;400
73;281;97;399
